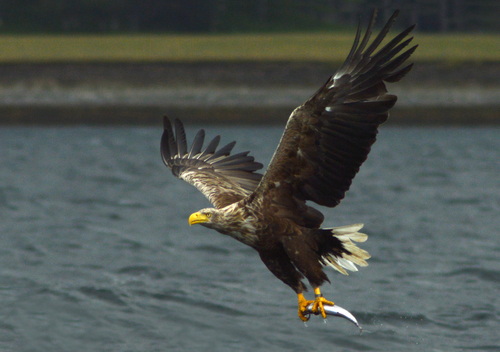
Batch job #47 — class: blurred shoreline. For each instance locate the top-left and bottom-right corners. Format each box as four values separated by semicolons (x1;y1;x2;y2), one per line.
1;61;499;125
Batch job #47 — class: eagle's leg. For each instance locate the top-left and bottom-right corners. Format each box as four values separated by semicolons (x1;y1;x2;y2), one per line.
311;287;334;319
297;293;314;322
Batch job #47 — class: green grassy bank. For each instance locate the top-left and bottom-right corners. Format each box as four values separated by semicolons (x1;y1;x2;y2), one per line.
0;32;498;63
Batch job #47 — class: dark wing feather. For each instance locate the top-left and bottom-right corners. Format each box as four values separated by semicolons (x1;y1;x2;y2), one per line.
187;129;205;158
252;10;416;219
161;117;263;209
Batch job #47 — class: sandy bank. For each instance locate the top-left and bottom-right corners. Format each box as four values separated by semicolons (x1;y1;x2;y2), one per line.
0;62;499;125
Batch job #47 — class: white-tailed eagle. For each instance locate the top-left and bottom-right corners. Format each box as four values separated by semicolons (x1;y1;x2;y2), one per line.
161;10;416;322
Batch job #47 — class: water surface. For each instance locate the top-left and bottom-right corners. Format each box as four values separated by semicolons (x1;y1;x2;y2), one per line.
1;125;499;351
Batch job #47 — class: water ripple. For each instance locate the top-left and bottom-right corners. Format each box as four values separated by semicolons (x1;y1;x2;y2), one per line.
78;286;128;306
444;267;500;283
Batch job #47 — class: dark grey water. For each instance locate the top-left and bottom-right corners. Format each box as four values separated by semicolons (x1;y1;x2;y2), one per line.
1;125;499;351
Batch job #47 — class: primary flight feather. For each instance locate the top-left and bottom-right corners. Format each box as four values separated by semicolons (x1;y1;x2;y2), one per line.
161;9;417;322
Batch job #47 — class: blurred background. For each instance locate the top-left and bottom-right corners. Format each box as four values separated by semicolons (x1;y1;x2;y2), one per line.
2;0;500;33
0;0;499;125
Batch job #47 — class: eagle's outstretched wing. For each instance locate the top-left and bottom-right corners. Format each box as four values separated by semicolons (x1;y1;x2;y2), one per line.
161;117;263;209
252;10;416;213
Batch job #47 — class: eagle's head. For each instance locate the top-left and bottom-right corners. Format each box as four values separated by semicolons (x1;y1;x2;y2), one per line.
188;205;258;246
188;208;225;230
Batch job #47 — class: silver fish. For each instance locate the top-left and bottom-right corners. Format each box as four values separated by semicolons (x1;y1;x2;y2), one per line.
304;304;362;331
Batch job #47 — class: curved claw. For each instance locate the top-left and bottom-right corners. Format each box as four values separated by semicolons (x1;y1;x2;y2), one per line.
297;293;314;322
312;296;334;319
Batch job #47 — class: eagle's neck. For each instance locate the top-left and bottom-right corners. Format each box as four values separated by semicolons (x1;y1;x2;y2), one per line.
214;203;260;247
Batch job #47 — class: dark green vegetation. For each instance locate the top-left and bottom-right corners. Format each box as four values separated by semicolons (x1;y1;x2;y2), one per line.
2;0;500;33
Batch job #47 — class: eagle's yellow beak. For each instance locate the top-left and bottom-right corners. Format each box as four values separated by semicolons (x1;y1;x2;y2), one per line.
189;212;209;226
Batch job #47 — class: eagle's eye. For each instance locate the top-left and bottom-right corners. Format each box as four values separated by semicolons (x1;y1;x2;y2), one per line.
206;213;212;218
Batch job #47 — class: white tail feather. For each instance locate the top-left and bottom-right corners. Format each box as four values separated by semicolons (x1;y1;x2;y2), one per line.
322;223;370;275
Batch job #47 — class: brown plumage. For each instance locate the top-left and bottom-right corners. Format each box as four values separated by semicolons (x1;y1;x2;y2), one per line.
161;10;417;322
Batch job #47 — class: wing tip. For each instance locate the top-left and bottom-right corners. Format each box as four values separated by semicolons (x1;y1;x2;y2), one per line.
163;115;174;129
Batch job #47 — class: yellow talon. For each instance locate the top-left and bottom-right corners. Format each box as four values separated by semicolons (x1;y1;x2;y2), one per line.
312;288;334;319
297;293;314;322
297;289;335;321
